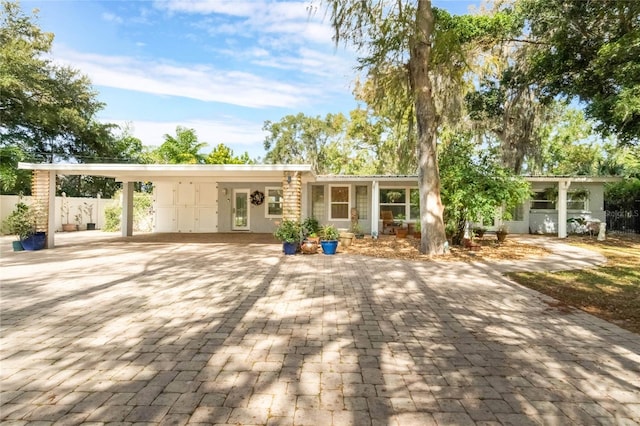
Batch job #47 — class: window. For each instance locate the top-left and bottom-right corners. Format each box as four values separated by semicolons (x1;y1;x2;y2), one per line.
409;188;420;220
312;185;324;220
330;185;350;220
265;187;283;217
531;191;556;210
568;192;588;211
379;187;419;220
509;203;525;221
355;186;368;220
380;188;407;219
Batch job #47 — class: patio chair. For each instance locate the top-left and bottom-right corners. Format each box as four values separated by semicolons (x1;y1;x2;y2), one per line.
381;211;400;234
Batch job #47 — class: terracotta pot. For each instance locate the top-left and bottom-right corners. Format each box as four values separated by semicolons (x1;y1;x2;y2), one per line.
396;228;408;238
62;223;77;232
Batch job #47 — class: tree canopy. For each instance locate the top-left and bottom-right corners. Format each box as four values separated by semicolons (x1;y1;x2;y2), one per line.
521;0;640;144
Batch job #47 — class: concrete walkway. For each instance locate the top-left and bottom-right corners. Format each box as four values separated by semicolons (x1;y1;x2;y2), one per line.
1;234;638;425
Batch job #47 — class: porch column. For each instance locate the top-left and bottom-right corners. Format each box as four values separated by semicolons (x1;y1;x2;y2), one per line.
282;172;301;221
371;180;380;236
122;181;134;237
557;179;571;238
31;169;56;248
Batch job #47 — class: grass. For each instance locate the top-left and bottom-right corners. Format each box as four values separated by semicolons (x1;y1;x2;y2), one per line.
508;233;640;334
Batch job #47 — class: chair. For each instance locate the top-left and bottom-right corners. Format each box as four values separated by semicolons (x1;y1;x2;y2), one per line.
381;211;399;235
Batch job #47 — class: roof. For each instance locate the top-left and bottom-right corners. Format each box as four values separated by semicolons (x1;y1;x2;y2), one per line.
18;162;622;184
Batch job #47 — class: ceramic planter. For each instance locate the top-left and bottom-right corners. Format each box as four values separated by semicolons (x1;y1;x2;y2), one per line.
282;242;298;255
320;240;338;255
21;232;46;251
12;241;24;251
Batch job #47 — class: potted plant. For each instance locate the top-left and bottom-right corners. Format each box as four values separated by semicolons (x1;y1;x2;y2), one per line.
320;224;339;255
274;219;302;255
61;194;76;232
496;224;509;243
84;202;96;230
413;221;422;238
472;227;486;238
350;222;365;239
2;202;46;251
395;214;408;238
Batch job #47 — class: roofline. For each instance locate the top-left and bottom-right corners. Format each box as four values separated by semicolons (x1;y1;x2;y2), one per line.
18;162;313;173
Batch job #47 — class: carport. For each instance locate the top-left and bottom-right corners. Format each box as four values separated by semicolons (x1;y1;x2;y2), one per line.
18;162;312;249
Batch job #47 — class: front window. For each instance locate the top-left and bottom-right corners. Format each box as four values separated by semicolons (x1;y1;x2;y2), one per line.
567;192;588;210
380;188;407;219
330;185;350;220
312;185;324;220
409;188;420;220
265;187;283;217
531;191;556;210
509;203;525;221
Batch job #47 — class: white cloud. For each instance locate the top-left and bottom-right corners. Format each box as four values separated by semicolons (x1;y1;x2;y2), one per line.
102;12;124;24
107;118;268;157
53;46;321;109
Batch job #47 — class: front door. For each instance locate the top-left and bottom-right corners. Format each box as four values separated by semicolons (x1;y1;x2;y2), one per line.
232;189;250;230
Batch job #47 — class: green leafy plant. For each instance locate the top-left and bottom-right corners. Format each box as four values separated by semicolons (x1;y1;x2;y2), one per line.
320;224;340;241
274;219;302;244
2;202;39;240
302;217;320;237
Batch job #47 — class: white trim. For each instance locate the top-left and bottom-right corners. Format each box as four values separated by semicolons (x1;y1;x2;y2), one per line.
264;186;283;219
328;184;351;221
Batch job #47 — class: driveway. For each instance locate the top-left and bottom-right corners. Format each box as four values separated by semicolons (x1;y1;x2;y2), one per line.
1;233;639;425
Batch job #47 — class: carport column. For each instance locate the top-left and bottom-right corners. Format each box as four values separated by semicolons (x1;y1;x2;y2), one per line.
121;181;134;237
557;179;571;238
371;180;380;236
31;170;56;249
282;172;301;221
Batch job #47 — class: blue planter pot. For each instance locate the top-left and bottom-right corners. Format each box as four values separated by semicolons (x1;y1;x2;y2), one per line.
320;240;338;255
282;242;298;255
12;241;24;251
21;232;46;251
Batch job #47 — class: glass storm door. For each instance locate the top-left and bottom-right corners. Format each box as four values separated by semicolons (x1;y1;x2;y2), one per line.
232;189;250;230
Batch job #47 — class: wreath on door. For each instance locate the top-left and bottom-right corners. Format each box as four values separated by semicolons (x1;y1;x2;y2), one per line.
250;190;265;206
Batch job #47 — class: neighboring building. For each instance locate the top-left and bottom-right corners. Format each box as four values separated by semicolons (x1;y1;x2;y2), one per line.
18;162;619;248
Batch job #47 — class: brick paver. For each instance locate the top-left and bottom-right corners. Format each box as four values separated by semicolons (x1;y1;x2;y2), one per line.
1;234;639;425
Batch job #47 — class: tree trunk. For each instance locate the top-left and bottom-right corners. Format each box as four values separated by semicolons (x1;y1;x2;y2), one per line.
409;0;447;255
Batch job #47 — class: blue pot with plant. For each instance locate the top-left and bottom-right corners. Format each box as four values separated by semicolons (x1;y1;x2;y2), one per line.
274;219;302;255
320;224;340;255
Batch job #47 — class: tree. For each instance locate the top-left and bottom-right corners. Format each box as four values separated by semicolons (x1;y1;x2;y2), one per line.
438;131;530;244
1;1;106;162
322;0;519;254
521;0;640;144
263;112;349;174
206;143;253;165
152;126;208;164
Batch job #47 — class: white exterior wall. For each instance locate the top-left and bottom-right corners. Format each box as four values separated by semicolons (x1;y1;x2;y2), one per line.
1;195;116;234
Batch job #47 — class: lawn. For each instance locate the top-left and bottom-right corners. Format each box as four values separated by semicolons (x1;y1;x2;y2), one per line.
508;233;640;334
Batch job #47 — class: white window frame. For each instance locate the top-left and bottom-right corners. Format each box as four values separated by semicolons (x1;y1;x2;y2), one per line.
265;186;283;218
379;187;419;222
530;191;556;210
567;192;588;211
329;185;351;221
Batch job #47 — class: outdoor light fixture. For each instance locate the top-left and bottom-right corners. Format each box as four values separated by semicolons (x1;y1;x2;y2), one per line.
287;175;292;184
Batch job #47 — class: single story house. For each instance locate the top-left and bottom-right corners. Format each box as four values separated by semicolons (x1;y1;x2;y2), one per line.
18;162;620;248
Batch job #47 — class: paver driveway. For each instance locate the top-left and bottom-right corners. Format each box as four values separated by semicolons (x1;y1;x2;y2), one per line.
1;234;639;425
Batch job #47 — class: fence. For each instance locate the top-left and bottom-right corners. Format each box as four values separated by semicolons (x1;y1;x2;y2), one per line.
605;200;640;234
1;195;116;235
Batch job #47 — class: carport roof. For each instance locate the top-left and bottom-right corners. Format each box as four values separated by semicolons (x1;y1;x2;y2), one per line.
18;162;313;181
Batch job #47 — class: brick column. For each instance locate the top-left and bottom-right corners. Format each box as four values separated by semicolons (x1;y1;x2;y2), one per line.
282;172;302;221
31;170;50;232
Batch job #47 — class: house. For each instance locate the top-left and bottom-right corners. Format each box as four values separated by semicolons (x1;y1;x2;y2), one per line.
18;162;619;248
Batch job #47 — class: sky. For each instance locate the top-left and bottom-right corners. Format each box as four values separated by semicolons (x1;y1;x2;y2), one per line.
25;0;482;160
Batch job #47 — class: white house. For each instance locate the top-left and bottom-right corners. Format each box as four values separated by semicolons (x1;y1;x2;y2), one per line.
18;162;619;249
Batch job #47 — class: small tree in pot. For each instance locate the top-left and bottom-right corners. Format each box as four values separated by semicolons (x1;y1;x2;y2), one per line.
2;202;46;251
274;219;302;255
320;224;340;255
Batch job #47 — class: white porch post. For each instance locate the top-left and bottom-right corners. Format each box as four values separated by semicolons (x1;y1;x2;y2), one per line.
47;170;56;248
557;179;571;238
122;181;134;237
371;180;380;236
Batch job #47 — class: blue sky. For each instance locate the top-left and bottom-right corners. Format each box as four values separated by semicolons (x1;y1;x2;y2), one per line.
26;0;481;160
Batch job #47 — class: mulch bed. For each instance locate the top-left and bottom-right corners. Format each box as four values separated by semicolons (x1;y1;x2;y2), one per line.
343;234;551;262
